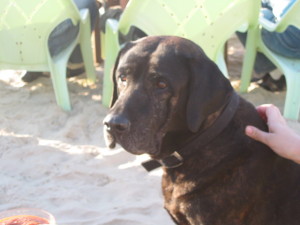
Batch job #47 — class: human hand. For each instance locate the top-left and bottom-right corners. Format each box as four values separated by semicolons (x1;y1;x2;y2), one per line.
245;104;300;164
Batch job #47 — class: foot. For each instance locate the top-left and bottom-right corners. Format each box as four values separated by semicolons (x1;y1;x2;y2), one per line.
66;67;85;78
257;73;286;92
21;72;43;82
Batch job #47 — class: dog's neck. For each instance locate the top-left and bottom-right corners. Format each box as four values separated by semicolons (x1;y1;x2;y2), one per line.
142;92;240;172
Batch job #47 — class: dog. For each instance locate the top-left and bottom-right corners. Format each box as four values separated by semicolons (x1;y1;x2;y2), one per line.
103;36;300;225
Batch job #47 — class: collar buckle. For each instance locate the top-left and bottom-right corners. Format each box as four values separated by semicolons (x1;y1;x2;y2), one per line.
141;151;183;172
159;151;183;169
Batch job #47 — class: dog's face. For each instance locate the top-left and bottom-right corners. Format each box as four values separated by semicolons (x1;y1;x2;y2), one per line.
103;36;233;158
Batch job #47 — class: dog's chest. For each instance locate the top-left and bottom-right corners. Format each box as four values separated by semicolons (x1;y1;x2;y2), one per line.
162;172;204;224
160;164;266;225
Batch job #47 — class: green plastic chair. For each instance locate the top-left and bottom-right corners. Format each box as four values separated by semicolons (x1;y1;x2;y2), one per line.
0;0;96;111
240;1;300;120
101;0;261;107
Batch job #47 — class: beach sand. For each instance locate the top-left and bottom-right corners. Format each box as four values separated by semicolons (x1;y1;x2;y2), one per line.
0;36;299;225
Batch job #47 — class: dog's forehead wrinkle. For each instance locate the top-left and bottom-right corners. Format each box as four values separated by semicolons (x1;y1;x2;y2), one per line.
147;54;189;87
118;55;147;77
122;39;176;70
121;51;144;65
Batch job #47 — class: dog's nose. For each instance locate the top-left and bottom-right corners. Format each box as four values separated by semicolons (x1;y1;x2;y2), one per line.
103;114;130;133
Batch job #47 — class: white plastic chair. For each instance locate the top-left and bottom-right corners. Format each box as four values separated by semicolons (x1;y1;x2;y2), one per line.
0;0;96;110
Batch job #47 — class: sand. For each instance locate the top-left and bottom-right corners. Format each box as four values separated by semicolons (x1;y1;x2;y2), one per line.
0;36;299;225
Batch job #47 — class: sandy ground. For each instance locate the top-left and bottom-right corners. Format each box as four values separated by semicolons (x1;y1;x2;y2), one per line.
0;35;299;225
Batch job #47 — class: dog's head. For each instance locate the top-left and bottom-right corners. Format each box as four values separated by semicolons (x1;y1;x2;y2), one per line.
103;36;233;158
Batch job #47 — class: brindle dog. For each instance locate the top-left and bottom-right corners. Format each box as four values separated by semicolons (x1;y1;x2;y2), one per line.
103;36;300;225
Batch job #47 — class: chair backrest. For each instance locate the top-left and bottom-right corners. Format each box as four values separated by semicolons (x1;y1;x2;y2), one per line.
0;0;80;70
118;0;260;62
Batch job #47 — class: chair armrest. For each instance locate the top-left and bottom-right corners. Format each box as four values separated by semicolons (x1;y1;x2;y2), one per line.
259;1;298;33
104;18;120;58
79;8;90;24
106;18;119;34
259;16;278;32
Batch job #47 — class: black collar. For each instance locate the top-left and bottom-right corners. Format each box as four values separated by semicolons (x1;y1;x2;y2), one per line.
142;92;240;172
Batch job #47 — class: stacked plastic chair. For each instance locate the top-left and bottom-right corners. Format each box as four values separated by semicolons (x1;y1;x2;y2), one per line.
0;0;96;110
240;0;300;120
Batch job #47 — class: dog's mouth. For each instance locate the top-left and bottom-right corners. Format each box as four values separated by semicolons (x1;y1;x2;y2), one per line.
103;93;174;158
103;124;117;149
103;124;165;157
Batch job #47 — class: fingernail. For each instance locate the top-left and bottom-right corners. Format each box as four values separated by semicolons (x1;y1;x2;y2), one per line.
245;126;253;135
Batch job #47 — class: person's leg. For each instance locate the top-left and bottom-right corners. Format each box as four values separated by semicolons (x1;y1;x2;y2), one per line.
262;26;300;59
257;25;300;91
235;6;281;76
259;3;300;60
236;31;286;92
236;31;276;77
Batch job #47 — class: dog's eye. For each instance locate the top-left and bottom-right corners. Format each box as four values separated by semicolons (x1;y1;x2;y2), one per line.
118;74;127;85
157;81;167;89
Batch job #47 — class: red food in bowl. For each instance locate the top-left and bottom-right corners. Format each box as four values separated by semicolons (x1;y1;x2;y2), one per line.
0;215;49;225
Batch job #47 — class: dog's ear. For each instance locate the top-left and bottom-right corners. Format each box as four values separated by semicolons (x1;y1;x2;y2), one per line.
183;47;233;133
109;42;135;108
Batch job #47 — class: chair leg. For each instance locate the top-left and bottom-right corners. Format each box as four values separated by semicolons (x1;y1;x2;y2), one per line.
102;19;120;107
50;61;71;111
94;2;103;64
80;18;97;84
239;27;259;92
283;72;300;120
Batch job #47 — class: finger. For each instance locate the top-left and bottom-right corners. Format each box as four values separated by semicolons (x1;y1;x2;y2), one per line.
256;104;272;122
245;126;270;145
265;105;286;125
257;110;267;123
256;104;272;115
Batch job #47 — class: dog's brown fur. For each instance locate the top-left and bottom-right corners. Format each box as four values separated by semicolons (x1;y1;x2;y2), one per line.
103;36;300;225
